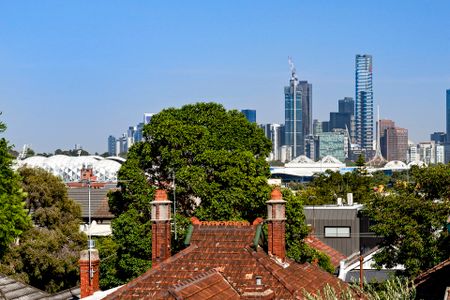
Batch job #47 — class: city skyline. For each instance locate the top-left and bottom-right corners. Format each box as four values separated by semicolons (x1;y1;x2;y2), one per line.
1;1;449;153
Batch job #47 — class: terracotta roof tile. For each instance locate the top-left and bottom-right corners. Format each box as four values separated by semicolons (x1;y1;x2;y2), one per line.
168;269;240;299
304;235;346;268
105;222;351;300
415;258;450;300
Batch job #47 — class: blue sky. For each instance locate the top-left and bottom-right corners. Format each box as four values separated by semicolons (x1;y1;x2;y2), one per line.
1;1;449;153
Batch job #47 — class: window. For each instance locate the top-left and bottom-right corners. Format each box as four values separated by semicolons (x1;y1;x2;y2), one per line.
324;227;350;238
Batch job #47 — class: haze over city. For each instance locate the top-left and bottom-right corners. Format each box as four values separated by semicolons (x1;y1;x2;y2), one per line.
1;1;449;153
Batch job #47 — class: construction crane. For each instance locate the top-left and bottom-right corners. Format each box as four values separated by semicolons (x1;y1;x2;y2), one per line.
288;56;297;80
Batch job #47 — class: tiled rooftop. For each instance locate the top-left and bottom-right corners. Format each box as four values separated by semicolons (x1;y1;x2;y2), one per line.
415;258;450;300
304;235;346;268
105;220;351;299
67;187;115;219
0;274;80;300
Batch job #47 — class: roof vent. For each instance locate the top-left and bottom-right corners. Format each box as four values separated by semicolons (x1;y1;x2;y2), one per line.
255;276;262;286
347;193;353;206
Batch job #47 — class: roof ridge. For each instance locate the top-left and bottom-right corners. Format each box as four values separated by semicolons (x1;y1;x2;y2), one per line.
170;268;218;291
103;245;199;299
415;258;450;285
194;220;251;227
245;247;297;297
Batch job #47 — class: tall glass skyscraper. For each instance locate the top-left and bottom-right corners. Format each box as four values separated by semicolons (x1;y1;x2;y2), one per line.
299;81;312;143
446;89;450;140
355;54;374;151
285;68;303;158
241;109;256;123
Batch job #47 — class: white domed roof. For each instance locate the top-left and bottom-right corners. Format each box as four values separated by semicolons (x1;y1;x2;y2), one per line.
408;161;427;168
20;155;47;166
384;160;408;169
15;155;123;182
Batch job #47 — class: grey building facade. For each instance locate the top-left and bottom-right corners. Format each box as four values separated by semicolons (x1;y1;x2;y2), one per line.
304;204;380;256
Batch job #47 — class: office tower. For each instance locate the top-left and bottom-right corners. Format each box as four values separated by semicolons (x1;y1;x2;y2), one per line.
407;143;418;163
378;119;408;161
304;135;317;160
108;135;116;156
436;144;445;163
418;141;437;165
430;132;446;144
355;55;374;151
259;123;282;161
338;97;355;115
116;134;128;155
299;81;312;140
336;97;355;142
447;90;450;140
313;119;322;135
285;59;307;158
134;122;144;143
317;131;348;162
321;121;330;133
241;109;256;123
270;124;282;161
384;127;408;161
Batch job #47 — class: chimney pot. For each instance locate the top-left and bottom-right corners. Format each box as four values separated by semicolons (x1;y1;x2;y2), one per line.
155;189;168;201
79;249;100;298
152;189;172;266
270;188;282;200
267;188;286;260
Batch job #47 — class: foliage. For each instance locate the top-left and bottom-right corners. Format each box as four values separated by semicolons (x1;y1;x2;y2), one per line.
303;277;415;300
0;117;30;257
303;284;355;300
0;167;86;293
409;164;450;200
282;189;334;273
306;170;376;205
139;102;272;220
363;277;416;300
355;154;366;167
365;192;450;277
54;148;89;156
106;103;319;286
95;236;121;290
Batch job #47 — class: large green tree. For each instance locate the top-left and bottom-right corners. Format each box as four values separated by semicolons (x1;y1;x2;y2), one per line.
105;103;316;288
305;169;377;205
364;164;450;277
0;117;30;257
0;167;86;293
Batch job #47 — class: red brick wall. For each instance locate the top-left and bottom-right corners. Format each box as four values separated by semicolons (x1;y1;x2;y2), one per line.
268;220;286;260
79;249;100;298
152;220;171;265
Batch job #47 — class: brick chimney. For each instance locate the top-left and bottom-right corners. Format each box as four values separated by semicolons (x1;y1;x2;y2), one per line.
79;248;100;298
266;188;286;260
151;189;172;266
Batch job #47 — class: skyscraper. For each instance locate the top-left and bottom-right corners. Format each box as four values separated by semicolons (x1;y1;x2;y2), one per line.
299;81;312;140
108;135;116;156
355;55;374;152
379;119;408;162
338;97;355;115
285;59;309;158
446;89;450;140
241;109;256;123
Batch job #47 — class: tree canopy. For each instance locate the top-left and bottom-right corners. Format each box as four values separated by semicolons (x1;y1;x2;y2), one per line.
0;167;86;293
104;103;319;288
0;117;30;257
364;164;450;277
